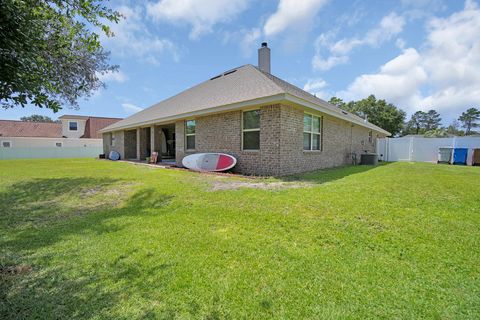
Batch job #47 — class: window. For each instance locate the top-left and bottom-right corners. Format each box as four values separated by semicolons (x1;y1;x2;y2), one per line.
368;131;373;143
55;142;63;147
110;133;115;147
2;141;11;148
303;114;322;151
69;121;78;131
242;110;260;150
185;120;196;150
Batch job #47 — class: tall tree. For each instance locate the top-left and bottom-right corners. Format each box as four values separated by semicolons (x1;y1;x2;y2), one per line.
328;97;346;108
330;95;406;136
446;120;464;136
423;109;442;131
405;111;427;135
458;107;480;135
20;115;57;123
0;0;121;112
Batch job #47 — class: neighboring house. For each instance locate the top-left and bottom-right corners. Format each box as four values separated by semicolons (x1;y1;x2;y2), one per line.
0;115;122;159
101;43;390;176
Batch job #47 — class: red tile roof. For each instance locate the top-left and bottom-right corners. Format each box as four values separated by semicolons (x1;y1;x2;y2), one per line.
0;116;122;139
0;120;62;138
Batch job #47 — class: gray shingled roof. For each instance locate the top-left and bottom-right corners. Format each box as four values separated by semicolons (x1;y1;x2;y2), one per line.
102;64;390;135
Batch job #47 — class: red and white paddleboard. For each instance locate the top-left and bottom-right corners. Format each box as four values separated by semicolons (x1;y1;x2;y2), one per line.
182;153;237;172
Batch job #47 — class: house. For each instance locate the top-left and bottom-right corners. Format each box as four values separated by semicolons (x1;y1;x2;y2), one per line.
57;115;122;139
0;115;122;159
100;43;390;175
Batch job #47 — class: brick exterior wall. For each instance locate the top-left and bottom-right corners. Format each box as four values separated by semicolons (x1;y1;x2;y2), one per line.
176;104;283;175
104;103;385;175
175;103;383;176
278;105;377;175
102;131;124;159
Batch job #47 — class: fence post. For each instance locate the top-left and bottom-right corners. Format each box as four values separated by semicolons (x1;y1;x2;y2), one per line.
386;137;389;162
409;137;414;161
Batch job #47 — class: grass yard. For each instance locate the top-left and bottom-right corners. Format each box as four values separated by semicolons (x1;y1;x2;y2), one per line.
1;159;479;319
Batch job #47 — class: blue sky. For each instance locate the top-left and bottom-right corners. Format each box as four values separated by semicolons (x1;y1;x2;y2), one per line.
3;0;479;125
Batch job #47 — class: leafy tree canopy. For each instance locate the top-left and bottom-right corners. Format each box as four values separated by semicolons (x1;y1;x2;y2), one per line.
424;128;448;138
328;95;406;136
424;110;442;131
458;107;480;135
20;114;58;123
0;0;121;112
403;109;442;135
446;120;465;137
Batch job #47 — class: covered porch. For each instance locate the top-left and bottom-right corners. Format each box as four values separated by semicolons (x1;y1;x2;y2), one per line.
123;123;176;164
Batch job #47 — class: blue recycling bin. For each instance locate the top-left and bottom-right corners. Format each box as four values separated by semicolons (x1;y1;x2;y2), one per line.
453;148;468;165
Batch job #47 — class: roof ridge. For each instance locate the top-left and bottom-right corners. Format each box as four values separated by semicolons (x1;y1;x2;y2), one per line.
248;65;287;94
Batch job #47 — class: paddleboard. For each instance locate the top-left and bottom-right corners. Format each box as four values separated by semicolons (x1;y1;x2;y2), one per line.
108;150;120;161
182;153;237;172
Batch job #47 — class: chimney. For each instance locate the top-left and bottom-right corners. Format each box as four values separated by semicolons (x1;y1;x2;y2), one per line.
258;42;271;73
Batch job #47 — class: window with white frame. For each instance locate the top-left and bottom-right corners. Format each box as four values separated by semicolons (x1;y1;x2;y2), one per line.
368;131;373;143
303;113;322;151
2;141;12;148
55;142;63;147
110;133;115;147
185;120;196;150
69;121;78;131
242;110;260;150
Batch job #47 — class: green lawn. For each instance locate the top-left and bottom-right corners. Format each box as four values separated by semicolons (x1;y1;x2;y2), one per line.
1;159;479;319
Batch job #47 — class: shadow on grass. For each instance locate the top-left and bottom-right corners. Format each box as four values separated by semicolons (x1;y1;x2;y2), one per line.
1;178;120;229
0;177;174;319
280;162;391;184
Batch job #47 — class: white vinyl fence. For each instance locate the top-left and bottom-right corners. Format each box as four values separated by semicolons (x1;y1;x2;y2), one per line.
0;137;103;160
376;136;480;165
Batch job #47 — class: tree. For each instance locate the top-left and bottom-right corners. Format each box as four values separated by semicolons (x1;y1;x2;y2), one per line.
20;115;58;123
404;111;427;135
458;108;480;135
1;0;121;112
446;120;464;136
424;128;448;137
328;97;346;108
329;95;406;136
402;109;442;135
423;109;442;131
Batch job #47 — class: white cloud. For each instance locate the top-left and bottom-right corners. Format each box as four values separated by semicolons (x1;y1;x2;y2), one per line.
264;0;328;37
313;12;405;70
147;0;249;40
338;48;427;108
395;38;406;49
240;28;261;56
223;27;261;57
97;70;128;83
401;0;447;20
122;103;143;113
103;5;179;65
303;78;330;99
338;1;480;118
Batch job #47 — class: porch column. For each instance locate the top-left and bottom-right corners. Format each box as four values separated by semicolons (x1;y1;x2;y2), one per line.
136;128;140;160
150;126;155;154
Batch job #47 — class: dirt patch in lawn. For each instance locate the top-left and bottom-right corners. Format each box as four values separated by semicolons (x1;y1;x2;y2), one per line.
210;177;313;191
0;264;32;276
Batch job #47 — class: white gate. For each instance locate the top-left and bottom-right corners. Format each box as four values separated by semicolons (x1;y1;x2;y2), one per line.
376;136;480;165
